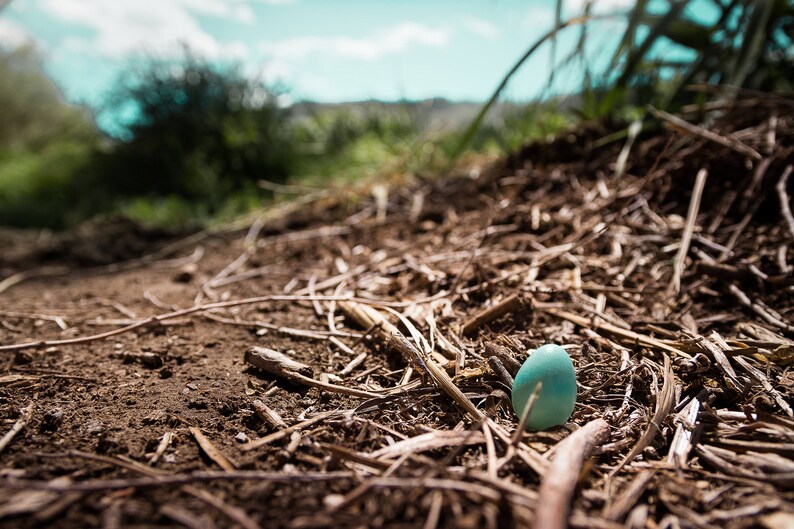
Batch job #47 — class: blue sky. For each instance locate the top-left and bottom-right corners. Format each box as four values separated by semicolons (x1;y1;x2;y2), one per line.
0;0;644;113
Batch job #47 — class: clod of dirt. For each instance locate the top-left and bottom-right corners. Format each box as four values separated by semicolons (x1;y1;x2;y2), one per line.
115;351;164;369
172;263;198;283
39;407;63;433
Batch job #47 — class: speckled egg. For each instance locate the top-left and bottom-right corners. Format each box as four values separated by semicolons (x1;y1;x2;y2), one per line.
511;344;577;430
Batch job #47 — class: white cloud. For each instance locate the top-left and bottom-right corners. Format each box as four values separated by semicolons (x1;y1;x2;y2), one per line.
38;0;251;58
182;0;255;23
523;0;631;30
523;6;555;29
260;22;449;61
564;0;634;15
257;0;296;3
0;18;34;49
460;16;498;39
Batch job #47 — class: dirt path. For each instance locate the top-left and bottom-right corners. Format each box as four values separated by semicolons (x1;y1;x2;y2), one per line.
1;100;793;529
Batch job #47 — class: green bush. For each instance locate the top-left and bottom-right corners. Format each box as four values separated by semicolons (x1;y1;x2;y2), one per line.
93;55;294;208
0;140;96;227
459;0;794;151
291;106;420;185
0;46;99;228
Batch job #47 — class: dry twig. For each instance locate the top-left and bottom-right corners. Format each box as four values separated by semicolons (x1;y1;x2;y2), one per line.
535;419;610;529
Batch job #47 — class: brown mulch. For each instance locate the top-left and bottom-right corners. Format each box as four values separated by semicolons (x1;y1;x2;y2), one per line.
1;94;793;529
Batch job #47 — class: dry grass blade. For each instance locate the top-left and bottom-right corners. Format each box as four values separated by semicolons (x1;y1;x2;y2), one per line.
668;168;708;295
728;284;794;335
149;432;173;465
545;308;692;358
241;410;347;451
339;300;485;421
648;106;762;160
668;397;700;468
1;471;355;492
512;381;543;446
731;355;793;417
370;430;486;459
775;164;794;239
0;293;444;353
602;470;655;521
611;356;674;476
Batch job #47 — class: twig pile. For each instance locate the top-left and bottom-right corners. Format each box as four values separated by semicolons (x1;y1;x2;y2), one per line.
1;94;793;528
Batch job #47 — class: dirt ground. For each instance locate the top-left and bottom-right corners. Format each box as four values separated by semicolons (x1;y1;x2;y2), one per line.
1;98;793;529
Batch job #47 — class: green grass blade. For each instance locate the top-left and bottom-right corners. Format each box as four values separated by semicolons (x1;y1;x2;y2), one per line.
610;0;649;71
547;0;565;90
728;0;776;88
615;0;689;89
454;14;606;158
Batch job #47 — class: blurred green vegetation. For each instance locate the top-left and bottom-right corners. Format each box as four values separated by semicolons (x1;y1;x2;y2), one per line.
458;0;794;152
0;48;569;229
0;46;99;227
1;0;792;230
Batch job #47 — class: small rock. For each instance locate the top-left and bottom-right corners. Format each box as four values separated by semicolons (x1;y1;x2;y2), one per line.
323;494;345;508
234;432;248;443
187;398;208;410
85;420;104;435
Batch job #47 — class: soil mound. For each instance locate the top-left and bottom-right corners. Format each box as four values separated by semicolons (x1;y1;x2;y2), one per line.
1;96;792;529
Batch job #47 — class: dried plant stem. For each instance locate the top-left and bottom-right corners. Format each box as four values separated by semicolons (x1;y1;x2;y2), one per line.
728;284;794;334
0;401;33;455
649;107;762;160
534;419;610;529
461;294;527;336
241;410;348;451
0;294;444;354
545;308;691;358
340;300;483;420
252;400;287;429
611;356;674;476
775;165;794;239
189;427;237;472
668;168;708;296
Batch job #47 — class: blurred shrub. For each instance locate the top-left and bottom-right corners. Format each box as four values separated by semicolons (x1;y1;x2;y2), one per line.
0;140;96;227
608;0;794;107
92;55;294;209
0;46;96;148
291;105;419;185
460;0;794;151
0;46;99;228
449;104;571;155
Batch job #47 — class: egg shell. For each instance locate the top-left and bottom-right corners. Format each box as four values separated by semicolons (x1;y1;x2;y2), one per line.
511;344;577;430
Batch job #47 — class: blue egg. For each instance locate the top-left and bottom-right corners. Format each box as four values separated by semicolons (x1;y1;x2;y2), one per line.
511;344;577;430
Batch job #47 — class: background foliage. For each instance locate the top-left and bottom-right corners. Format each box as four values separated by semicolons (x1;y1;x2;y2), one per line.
0;0;792;229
